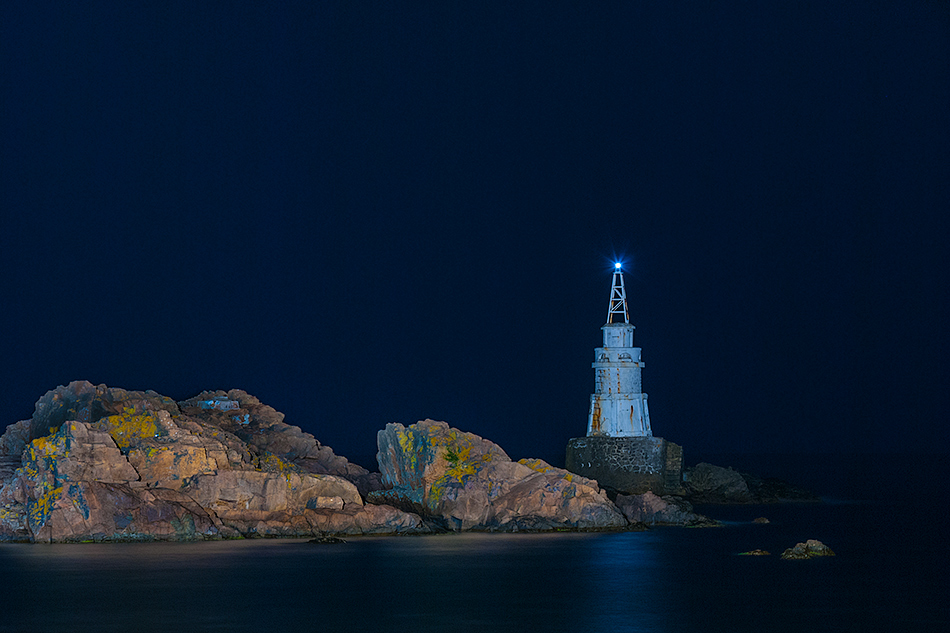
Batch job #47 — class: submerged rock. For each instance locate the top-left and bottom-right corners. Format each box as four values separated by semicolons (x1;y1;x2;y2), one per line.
309;536;346;544
0;382;424;542
781;539;835;559
373;419;627;531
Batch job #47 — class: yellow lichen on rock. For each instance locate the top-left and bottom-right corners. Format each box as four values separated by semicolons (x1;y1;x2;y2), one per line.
98;408;162;449
519;458;572;482
254;450;301;477
29;484;62;528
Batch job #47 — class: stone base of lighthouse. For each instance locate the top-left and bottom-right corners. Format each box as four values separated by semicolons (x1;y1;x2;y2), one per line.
565;436;684;496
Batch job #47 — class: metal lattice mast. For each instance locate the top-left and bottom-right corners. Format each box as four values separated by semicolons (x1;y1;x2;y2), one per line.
606;263;629;324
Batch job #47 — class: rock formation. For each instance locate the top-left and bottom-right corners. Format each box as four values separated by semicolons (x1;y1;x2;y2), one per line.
613;491;716;527
682;462;756;503
3;382;770;542
781;539;835;559
371;419;627;531
683;462;819;504
0;381;424;542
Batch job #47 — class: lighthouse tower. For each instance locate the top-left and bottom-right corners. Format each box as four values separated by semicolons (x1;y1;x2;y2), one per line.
587;263;652;437
566;262;683;495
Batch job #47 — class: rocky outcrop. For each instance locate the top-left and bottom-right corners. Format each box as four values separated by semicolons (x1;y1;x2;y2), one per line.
0;382;424;542
683;462;755;503
683;462;819;504
372;420;627;531
614;491;716;527
781;539;835;560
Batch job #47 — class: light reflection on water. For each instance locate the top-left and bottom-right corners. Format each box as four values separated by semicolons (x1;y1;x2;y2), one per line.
1;498;946;633
0;532;675;633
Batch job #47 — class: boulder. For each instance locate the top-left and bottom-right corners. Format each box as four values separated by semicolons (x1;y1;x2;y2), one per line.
614;491;716;526
374;420;627;531
781;539;835;559
682;462;755;503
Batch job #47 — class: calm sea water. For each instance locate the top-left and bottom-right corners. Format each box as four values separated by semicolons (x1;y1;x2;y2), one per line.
0;454;946;633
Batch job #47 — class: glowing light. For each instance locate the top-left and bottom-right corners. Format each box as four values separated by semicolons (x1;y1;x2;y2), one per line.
614;262;622;269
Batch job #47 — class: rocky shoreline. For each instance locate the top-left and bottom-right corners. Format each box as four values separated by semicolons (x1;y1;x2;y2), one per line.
0;382;815;543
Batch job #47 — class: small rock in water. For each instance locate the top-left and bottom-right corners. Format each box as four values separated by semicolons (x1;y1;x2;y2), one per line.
781;539;835;559
308;536;347;544
738;549;770;556
753;517;770;524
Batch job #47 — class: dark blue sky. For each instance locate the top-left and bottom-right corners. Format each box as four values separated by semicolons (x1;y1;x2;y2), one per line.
2;2;947;467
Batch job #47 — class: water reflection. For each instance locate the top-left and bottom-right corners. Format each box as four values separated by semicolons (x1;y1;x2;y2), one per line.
4;502;938;633
0;533;675;633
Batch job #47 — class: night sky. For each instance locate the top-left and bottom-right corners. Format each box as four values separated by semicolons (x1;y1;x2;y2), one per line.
2;2;947;468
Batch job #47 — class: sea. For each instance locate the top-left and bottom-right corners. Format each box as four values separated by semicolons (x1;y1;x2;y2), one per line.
0;454;946;633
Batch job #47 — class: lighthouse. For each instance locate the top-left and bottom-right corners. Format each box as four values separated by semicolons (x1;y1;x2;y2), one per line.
587;263;652;437
566;262;683;495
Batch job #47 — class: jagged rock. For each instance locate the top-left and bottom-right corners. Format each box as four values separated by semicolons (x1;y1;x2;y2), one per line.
26;380;100;441
754;516;770;524
27;380;180;442
0;382;423;542
0;421;32;540
374;420;627;531
683;462;755;503
614;491;716;526
0;420;31;481
179;389;373;486
781;539;835;559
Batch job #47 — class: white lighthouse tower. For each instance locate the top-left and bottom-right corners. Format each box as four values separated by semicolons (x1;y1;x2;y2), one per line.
567;262;682;494
587;263;652;437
